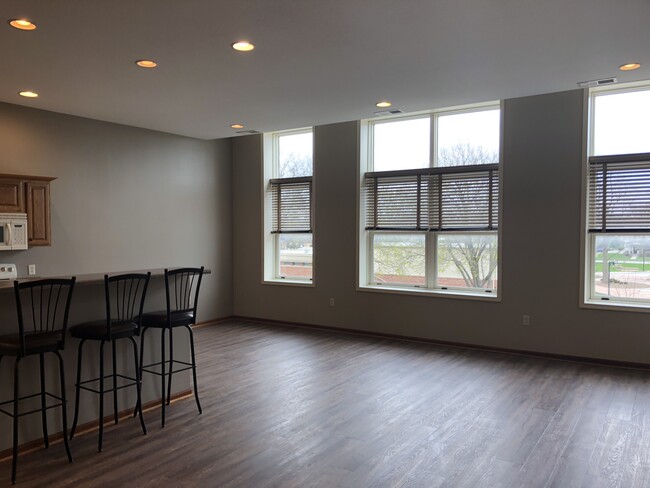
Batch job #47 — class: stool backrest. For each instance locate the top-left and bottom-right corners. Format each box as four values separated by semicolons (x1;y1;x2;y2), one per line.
164;267;204;324
13;278;76;356
104;272;151;338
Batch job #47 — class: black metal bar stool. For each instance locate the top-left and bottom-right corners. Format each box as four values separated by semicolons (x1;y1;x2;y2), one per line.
139;267;204;427
68;273;150;452
0;278;76;484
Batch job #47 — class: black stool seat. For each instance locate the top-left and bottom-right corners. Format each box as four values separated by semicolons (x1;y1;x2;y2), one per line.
140;310;194;328
0;332;62;356
70;320;138;340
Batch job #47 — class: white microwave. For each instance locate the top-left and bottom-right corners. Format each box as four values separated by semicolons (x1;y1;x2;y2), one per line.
0;213;28;251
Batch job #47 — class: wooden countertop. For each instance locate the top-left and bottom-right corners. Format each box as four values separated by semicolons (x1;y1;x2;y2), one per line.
0;267;211;291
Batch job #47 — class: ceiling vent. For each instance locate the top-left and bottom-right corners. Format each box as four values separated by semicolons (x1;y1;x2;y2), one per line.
235;130;260;134
373;108;404;116
577;77;618;88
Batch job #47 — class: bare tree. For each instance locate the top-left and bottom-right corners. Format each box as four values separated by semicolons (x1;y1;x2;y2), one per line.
280;153;312;178
438;143;498;167
437;143;498;288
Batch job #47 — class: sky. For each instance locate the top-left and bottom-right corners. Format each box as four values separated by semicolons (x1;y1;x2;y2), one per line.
593;89;650;156
373;109;500;171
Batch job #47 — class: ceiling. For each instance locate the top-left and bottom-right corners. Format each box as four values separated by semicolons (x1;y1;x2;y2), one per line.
1;0;648;140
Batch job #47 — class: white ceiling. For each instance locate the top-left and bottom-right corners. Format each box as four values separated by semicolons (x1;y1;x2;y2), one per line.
1;0;648;140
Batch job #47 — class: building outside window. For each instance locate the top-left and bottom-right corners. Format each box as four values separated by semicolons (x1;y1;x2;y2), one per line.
585;83;650;307
359;104;501;297
263;128;314;284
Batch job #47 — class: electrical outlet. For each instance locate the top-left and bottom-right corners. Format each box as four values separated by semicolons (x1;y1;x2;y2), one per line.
522;315;531;326
28;264;36;276
329;298;335;307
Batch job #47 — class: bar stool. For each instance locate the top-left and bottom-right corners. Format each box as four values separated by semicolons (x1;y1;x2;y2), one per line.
0;278;76;485
68;273;150;452
139;267;204;427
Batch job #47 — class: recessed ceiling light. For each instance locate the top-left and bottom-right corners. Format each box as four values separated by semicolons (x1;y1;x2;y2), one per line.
19;91;38;98
231;123;245;129
376;101;392;108
232;41;255;52
9;19;36;31
136;59;157;68
619;63;641;71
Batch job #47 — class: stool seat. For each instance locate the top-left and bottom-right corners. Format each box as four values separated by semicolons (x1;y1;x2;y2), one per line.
0;331;62;356
141;310;194;328
70;320;138;340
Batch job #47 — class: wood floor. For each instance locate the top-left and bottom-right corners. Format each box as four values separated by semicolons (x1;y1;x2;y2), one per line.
3;319;650;487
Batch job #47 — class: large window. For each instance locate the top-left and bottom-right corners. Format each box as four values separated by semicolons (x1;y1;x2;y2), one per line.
263;129;314;283
585;84;650;306
360;104;501;296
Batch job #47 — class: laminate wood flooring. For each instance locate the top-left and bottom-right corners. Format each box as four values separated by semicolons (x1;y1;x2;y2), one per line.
3;319;650;487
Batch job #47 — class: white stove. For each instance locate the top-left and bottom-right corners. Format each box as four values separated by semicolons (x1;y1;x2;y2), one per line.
0;263;18;280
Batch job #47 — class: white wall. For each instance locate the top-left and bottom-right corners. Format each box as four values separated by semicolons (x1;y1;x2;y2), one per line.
233;89;650;365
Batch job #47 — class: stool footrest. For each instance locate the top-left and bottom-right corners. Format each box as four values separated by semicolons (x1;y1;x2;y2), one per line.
76;373;140;395
0;392;65;418
141;358;193;377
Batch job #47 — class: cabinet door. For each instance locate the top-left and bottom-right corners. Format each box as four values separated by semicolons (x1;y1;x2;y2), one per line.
0;179;25;212
26;181;51;246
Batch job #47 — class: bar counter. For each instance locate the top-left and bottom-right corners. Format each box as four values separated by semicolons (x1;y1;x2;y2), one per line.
0;267;212;291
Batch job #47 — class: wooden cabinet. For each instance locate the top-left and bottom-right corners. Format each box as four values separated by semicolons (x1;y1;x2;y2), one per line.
0;179;25;212
25;181;51;246
0;174;55;247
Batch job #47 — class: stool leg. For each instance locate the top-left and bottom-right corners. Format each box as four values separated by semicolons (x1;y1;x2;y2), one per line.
188;326;202;414
98;340;105;452
39;353;49;448
11;357;21;485
55;351;73;464
129;337;147;435
111;339;119;425
70;339;86;439
134;327;148;418
166;327;174;406
161;328;166;428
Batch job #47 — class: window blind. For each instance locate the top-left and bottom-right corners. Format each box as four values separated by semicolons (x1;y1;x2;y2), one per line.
588;153;650;233
270;176;312;233
365;164;499;231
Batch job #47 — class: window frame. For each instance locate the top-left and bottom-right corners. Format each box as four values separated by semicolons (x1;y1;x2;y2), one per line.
582;81;650;311
262;128;315;286
358;101;503;300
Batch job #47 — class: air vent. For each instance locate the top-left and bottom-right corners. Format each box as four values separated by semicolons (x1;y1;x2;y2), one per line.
235;130;260;134
373;108;404;116
577;77;618;88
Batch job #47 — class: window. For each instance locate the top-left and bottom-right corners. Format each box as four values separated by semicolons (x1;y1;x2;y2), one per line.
360;105;501;296
263;129;314;283
585;83;650;307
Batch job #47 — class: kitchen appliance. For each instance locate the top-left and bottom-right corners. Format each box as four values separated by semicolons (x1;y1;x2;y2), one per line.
0;263;17;280
0;213;28;251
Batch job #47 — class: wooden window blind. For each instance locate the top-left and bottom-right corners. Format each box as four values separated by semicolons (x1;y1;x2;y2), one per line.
588;153;650;233
365;164;499;231
270;176;312;233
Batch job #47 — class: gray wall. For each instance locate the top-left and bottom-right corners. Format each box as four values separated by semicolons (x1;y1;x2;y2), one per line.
233;89;650;365
0;102;232;451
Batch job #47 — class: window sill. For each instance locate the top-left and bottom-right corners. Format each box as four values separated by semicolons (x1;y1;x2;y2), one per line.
582;299;650;313
358;284;500;302
263;279;314;288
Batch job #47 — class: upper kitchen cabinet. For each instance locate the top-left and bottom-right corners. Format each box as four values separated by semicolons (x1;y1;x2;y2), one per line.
0;178;25;213
0;174;56;247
